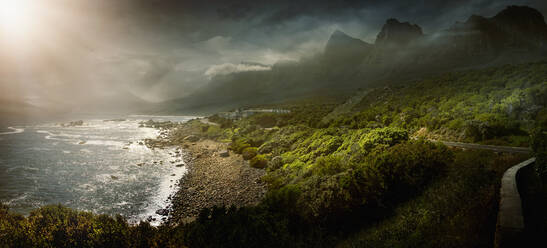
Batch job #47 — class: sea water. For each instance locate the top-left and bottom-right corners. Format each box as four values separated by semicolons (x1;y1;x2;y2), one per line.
0;115;194;226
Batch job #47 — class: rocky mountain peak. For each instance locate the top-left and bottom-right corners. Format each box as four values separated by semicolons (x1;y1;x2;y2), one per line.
492;5;546;26
375;18;423;46
450;5;547;49
324;30;372;56
492;5;547;43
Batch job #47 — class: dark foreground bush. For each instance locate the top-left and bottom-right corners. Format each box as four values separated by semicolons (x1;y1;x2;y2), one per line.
184;206;293;248
339;151;528;248
0;204;186;248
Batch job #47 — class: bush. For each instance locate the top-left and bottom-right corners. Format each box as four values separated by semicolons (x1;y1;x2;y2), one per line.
0;203;31;247
230;138;251;154
250;155;269;168
278;140;454;221
0;203;190;248
242;147;258;160
340;151;526;248
362;140;453;204
184;206;293;248
531;125;547;180
360;127;409;150
204;125;223;139
26;205;96;247
314;154;348;176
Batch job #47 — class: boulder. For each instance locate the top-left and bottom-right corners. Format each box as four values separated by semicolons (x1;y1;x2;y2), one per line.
155;209;169;216
219;150;230;157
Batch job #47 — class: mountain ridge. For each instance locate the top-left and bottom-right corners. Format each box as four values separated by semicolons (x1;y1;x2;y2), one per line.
160;5;547;114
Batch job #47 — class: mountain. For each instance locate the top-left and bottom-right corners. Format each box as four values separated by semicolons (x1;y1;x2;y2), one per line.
446;6;547;54
161;5;547;114
324;30;373;59
375;18;423;46
491;5;547;48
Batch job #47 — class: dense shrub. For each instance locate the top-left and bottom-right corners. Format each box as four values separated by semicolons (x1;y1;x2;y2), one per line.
313;154;349;176
184;206;293;248
0;203;30;247
360;127;409;150
340;151;527;248
230;138;251;154
242;147;258;160
330;62;547;145
0;204;187;248
250;155;269;168
266;139;453;221
361;140;453;204
531;116;547;180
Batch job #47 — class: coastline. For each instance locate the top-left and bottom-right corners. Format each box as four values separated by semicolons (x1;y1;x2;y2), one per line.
166;138;267;224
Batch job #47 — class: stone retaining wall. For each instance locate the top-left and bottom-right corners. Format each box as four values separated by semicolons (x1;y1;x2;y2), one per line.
495;157;536;248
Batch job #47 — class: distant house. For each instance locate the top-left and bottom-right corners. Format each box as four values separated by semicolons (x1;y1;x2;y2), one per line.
218;108;290;120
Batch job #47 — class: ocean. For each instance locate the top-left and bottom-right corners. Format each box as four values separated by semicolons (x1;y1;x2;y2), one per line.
0;115;194;225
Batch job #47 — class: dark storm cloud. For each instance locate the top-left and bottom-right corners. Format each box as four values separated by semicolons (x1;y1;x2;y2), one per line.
2;0;546;113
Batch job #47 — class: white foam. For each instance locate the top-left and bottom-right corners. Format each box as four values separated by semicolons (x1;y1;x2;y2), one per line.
138;149;187;226
28;147;51;151
82;140;124;147
6;192;29;205
0;127;24;135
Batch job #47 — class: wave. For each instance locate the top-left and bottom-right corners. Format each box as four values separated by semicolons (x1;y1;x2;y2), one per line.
137;150;187;226
5;192;30;205
84;140;125;147
0;127;24;135
36;130;56;140
36;130;81;141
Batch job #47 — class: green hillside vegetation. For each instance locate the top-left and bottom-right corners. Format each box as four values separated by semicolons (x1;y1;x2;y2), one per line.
1;62;544;247
328;62;547;146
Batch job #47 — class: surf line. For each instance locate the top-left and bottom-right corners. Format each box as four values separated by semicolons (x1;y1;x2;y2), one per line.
0;127;24;135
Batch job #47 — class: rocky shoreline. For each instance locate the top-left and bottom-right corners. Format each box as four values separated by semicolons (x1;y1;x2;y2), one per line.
165;138;267;224
143;120;267;225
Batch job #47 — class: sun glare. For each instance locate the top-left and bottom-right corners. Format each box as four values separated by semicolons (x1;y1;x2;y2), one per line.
0;0;35;37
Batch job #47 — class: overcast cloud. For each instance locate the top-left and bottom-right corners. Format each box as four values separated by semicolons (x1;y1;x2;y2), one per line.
1;0;546;112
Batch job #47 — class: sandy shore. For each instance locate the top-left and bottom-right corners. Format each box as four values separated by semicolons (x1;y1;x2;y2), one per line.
168;139;267;224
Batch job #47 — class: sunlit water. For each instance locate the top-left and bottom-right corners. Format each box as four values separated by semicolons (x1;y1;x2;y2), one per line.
0;115;194;225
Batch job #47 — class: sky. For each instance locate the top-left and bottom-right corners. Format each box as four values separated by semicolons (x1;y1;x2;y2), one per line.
1;0;546;113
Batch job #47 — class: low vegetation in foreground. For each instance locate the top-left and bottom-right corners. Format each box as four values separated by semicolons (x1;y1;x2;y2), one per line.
1;62;546;247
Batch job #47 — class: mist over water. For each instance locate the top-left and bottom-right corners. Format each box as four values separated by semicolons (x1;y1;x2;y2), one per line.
0;116;193;225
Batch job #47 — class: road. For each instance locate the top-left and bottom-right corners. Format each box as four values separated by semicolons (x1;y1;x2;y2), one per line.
199;118;220;126
433;140;532;154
